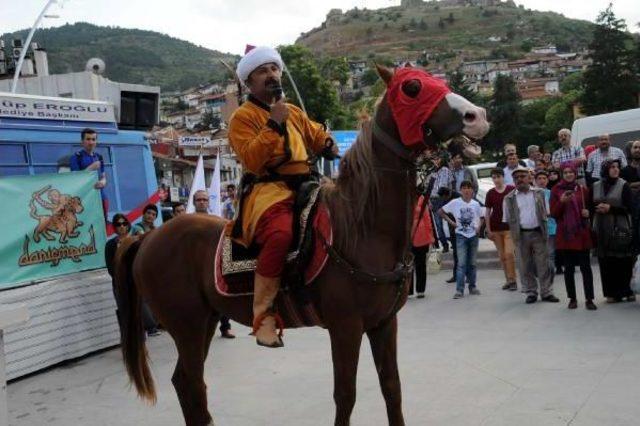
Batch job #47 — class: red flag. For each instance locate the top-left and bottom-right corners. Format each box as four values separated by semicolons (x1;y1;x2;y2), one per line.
245;44;256;54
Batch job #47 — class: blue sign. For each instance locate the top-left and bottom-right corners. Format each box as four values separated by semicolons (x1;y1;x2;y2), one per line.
332;131;359;155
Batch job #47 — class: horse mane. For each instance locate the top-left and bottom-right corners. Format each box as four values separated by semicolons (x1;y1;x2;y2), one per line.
321;120;381;253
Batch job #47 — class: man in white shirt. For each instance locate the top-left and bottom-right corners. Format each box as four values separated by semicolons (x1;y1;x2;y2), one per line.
586;134;627;183
503;153;521;185
439;180;485;299
552;129;586;184
502;166;559;304
525;145;541;169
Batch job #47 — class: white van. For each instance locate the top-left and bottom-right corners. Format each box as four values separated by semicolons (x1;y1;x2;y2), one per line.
571;108;640;149
468;162;497;205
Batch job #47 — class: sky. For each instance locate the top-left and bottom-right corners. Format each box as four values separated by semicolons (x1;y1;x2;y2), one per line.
2;0;639;55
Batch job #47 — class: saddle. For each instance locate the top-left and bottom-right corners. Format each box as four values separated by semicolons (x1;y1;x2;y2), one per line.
215;181;332;298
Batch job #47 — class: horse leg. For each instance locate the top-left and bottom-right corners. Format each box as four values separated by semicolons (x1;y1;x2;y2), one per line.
328;321;363;426
366;315;404;426
170;313;216;426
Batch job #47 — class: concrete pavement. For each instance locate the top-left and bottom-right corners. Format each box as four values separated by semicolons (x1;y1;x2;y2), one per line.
6;266;640;426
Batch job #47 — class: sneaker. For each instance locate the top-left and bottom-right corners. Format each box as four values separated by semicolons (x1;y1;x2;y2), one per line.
416;293;426;299
501;282;512;290
507;283;518;291
453;292;463;299
525;295;537;304
541;295;560;303
445;276;456;283
469;288;481;295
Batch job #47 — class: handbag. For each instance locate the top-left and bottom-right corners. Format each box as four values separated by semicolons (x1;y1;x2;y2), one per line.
609;214;632;253
427;248;442;275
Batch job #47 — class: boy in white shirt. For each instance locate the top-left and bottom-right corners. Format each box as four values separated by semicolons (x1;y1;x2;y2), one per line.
439;181;485;299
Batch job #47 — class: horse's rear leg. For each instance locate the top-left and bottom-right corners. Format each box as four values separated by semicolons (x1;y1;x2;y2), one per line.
328;321;363;426
170;312;218;426
367;315;404;426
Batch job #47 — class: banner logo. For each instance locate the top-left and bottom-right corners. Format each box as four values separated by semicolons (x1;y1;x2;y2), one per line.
18;185;97;267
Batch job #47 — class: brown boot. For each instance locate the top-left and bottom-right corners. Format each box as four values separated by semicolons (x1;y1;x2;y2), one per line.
252;273;284;348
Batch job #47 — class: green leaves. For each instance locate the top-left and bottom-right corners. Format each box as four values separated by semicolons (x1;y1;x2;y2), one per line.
579;4;639;115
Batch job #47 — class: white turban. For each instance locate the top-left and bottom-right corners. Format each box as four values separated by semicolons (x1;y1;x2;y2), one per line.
236;46;284;83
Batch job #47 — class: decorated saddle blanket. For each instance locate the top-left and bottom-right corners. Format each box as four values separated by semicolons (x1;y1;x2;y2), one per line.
214;186;332;298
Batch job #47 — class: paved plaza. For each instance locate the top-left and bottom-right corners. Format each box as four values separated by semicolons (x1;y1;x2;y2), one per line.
7;260;640;426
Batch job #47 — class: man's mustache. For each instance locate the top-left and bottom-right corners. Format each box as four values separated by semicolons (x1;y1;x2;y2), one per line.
265;79;280;87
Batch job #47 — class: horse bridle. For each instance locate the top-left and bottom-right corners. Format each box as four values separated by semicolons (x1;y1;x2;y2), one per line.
322;117;448;324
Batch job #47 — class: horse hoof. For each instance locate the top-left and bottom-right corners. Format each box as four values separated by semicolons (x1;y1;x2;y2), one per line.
256;337;284;348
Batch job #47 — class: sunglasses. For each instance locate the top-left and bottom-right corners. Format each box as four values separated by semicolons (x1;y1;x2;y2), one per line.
115;222;128;227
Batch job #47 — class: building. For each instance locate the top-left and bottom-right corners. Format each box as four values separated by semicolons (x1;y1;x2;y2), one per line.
517;78;560;103
0;66;160;131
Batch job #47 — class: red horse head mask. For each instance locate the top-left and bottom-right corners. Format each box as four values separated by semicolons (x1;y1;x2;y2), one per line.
386;67;451;149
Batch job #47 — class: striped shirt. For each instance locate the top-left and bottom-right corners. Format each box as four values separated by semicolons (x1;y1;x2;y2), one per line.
429;166;454;197
552;146;585;178
586;147;627;180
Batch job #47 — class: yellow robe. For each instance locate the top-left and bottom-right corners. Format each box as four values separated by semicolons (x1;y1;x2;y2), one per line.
228;98;330;246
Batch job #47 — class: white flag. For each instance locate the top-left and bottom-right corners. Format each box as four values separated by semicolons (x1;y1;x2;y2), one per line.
207;154;222;216
186;154;206;214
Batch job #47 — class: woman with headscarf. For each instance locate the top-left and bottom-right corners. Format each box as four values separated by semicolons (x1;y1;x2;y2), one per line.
591;159;636;303
551;162;596;310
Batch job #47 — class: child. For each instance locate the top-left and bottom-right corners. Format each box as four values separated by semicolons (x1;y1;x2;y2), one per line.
439;181;485;299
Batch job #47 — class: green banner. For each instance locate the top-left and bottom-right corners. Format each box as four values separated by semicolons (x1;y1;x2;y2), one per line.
0;171;107;290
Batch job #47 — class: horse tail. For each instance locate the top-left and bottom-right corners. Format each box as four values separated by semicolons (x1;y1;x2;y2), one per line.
115;236;157;404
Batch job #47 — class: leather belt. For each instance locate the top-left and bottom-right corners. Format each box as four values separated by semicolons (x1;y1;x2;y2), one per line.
520;227;541;232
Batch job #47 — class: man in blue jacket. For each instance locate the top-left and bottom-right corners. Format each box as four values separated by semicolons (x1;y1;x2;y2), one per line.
70;128;109;219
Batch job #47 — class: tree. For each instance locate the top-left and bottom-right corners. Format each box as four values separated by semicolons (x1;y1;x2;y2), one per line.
320;57;350;86
488;75;521;152
277;45;349;129
419;18;428;31
201;111;221;129
580;4;639;115
360;68;379;86
447;69;476;103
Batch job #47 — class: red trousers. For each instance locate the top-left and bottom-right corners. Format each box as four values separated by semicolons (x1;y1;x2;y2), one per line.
254;199;294;278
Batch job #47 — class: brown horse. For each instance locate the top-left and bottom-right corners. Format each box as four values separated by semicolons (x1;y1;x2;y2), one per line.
115;65;489;426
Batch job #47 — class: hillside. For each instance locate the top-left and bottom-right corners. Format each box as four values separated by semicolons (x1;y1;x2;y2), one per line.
297;1;596;64
1;23;238;91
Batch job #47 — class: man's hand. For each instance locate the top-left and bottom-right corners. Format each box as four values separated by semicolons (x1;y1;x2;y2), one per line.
94;180;106;189
269;98;289;124
87;160;101;171
487;230;494;240
595;203;610;213
630;182;640;191
581;209;590;218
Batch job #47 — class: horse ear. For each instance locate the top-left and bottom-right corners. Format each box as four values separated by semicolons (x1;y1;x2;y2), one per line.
375;63;394;85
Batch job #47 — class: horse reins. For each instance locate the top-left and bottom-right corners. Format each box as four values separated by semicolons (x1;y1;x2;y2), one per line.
321;118;445;322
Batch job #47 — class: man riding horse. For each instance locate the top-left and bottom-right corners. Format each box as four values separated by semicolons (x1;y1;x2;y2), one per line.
229;46;339;348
